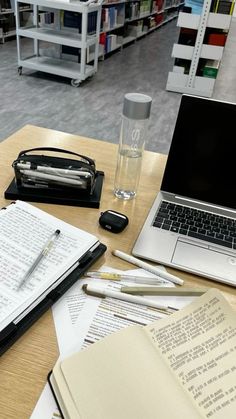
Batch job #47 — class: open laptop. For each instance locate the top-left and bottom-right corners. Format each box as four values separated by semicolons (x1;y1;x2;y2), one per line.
132;94;236;287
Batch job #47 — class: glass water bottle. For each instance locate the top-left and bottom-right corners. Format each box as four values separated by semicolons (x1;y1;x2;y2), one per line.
114;93;152;200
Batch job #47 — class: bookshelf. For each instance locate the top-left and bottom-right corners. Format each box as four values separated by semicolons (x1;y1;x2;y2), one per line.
96;0;185;59
15;0;103;86
166;0;235;97
0;0;31;43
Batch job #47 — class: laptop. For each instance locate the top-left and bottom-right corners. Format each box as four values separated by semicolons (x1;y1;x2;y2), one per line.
132;94;236;287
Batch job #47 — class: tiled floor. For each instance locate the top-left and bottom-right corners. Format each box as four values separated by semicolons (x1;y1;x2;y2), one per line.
0;17;236;153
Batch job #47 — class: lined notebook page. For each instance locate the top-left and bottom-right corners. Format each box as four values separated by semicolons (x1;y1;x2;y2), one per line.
0;200;98;332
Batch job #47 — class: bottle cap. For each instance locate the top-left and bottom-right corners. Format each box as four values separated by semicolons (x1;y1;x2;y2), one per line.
123;93;152;120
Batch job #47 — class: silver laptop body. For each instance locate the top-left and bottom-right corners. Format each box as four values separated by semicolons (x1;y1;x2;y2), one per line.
132;95;236;287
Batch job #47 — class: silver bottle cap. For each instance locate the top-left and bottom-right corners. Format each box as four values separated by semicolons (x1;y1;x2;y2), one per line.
123;93;152;120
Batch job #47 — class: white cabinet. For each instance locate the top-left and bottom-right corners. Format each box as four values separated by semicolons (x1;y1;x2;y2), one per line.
166;0;235;97
15;0;103;86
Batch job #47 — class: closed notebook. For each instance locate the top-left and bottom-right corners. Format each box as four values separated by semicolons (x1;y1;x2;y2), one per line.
48;288;236;419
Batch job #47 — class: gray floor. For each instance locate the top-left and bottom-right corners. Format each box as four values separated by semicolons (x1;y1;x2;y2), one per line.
0;17;236;153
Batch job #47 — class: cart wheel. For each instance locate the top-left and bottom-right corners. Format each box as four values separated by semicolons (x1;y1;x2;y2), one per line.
18;66;22;76
71;79;80;87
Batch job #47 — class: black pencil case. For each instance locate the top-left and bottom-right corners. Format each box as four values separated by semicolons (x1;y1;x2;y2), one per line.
12;147;97;194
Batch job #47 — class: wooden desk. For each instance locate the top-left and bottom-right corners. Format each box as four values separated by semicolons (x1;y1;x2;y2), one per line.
0;125;236;418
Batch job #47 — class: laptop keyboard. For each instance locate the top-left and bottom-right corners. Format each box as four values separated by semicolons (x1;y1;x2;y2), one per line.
153;201;236;250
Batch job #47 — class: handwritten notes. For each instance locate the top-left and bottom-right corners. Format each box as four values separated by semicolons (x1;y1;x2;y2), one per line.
0;200;98;332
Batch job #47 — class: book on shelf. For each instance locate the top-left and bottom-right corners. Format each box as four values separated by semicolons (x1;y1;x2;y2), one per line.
63;10;97;34
207;32;227;46
202;59;220;78
174;57;191;74
125;2;139;20
0;200;106;355
127;21;143;37
178;27;197;46
99;31;106;45
155;12;164;25
156;0;164;11
143;15;156;30
110;33;117;49
105;33;112;52
48;288;236;419
86;43;104;63
101;7;109;30
101;6;122;31
210;0;235;14
38;11;54;25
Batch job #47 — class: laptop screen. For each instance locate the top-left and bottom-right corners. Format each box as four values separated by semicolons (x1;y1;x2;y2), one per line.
161;94;236;210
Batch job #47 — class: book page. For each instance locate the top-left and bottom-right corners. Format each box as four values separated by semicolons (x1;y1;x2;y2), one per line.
0;200;98;332
36;268;194;419
54;324;201;419
49;270;201;419
146;288;236;418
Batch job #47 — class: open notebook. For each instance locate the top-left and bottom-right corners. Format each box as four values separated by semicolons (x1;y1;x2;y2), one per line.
0;200;106;355
48;288;236;419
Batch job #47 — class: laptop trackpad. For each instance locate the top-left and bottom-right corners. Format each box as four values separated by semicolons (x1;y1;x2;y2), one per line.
172;240;236;281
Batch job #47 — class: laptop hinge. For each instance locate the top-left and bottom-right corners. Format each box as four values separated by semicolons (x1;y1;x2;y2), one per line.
175;195;235;214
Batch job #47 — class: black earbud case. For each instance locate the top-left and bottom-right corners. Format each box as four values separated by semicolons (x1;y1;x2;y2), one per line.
99;210;129;233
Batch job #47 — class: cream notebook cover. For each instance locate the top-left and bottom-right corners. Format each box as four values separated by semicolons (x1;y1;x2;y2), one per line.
49;289;236;419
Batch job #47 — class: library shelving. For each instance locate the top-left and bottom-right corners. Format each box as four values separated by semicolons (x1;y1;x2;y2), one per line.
0;0;31;43
166;0;235;97
15;0;103;86
97;0;185;58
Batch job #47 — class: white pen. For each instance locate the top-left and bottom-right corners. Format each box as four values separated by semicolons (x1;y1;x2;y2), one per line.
82;283;169;311
20;169;84;186
16;163;91;178
17;229;61;290
112;250;184;286
86;271;164;285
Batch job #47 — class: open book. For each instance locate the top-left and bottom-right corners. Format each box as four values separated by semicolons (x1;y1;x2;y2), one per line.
0;200;105;353
48;288;236;419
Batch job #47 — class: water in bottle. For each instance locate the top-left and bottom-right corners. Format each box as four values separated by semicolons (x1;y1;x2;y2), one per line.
114;93;152;200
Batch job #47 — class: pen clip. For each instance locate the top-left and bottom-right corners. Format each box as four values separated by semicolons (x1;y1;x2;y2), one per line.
43;242;54;255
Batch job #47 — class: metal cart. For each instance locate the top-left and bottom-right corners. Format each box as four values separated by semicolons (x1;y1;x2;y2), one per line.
15;0;103;86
